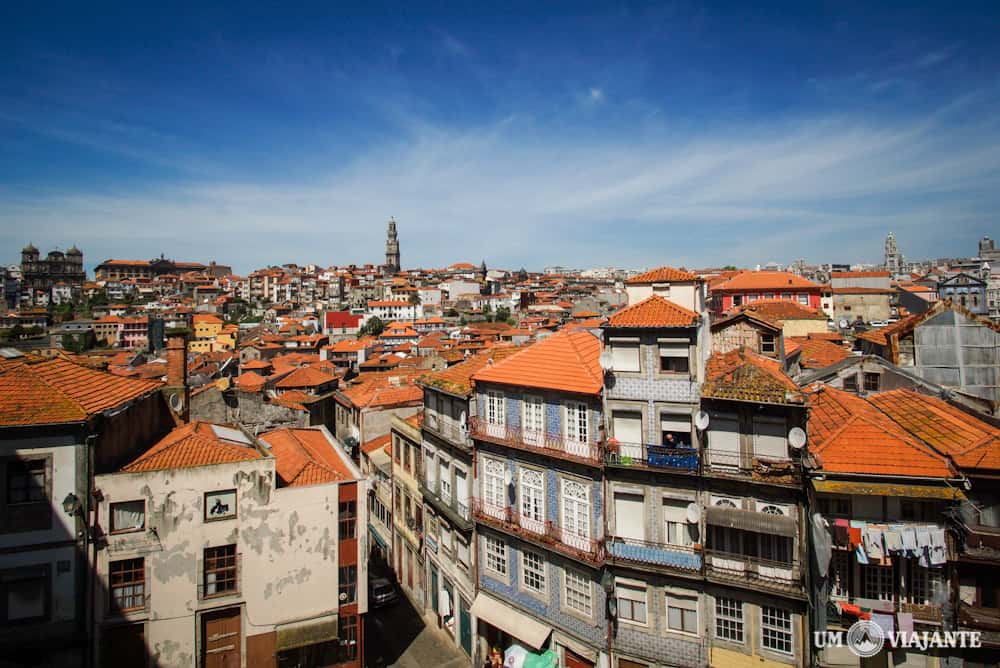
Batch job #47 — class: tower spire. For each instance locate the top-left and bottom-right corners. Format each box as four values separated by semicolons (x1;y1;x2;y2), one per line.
384;217;400;274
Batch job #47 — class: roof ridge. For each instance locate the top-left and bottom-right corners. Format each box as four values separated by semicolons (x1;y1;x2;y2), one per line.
11;362;89;418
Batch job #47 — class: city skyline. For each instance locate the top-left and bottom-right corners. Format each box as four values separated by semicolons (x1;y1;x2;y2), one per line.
3;2;1000;272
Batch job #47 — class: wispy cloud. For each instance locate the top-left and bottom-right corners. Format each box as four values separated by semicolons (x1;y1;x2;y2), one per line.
3;94;998;272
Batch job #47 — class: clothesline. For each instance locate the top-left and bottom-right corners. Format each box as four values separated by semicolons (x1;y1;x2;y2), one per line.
830;519;946;567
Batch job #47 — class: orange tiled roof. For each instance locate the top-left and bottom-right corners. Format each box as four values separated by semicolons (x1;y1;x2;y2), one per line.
786;337;852;369
240;359;272;370
361;433;392;455
606;295;699;328
625;266;700;284
420;346;522;396
123;421;263;472
703;348;804;405
805;385;956;478
193;314;224;324
870;390;1000;472
734;300;827;321
472;329;602;395
831;271;891;279
0;358;162;427
263;427;352;486
273;366;338;389
713;270;821;292
235;370;267;391
338;369;425;408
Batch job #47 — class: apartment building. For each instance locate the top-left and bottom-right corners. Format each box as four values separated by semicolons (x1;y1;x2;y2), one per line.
470;330;609;668
390;414;425;608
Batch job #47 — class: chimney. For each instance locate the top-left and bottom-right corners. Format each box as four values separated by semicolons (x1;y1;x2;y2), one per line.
165;330;190;422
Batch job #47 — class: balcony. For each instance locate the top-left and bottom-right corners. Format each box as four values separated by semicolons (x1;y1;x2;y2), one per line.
423;413;470;450
959;604;1000;646
605;442;698;473
962;524;1000;563
469;417;603;467
472;498;605;566
702;449;802;485
606;536;701;574
704;549;803;597
420;479;473;531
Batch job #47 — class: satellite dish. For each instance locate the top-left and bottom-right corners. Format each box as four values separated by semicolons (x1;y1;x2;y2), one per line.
599;350;614;371
788;427;807;450
686;503;701;524
459;411;467;429
168;392;184;413
838;319;849;329
695;411;710;431
339;592;348;602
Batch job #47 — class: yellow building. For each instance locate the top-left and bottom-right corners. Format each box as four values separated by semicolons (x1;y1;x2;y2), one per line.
189;314;229;352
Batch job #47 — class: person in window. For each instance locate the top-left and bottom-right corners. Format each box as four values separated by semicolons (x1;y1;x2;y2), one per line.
663;432;691;449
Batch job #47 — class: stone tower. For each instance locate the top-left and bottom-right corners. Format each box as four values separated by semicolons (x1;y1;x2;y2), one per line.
884;232;902;277
384;218;400;274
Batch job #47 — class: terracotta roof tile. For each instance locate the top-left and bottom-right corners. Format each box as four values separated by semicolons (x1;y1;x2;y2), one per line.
420;347;522;396
606;295;699;328
123;421;263;472
625;266;700;284
804;385;956;478
235;370;267;391
338;369;425;408
273;366;338;389
262;427;352;486
472;329;603;395
703;348;804;405
786;337;852;369
361;433;392;455
0;358;162;427
713;270;821;292
870;390;1000;472
734;300;827;321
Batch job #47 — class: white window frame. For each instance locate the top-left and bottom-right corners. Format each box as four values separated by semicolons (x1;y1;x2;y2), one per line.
482;457;506;518
519;468;545;527
563;568;593;618
439;460;452;504
666;590;699;636
761;606;793;655
522;394;545;444
484;535;507;577
564;401;589;444
520;548;546;595
616;581;648;627
560;479;591;541
486;390;505;426
861;564;894;601
714;597;744;644
663;498;694;547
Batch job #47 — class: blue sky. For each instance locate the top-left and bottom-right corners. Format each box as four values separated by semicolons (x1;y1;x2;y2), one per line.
2;1;999;274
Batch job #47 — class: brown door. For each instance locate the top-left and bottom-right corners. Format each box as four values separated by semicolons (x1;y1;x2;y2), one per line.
406;547;414;588
202;607;242;668
101;623;146;668
564;649;594;668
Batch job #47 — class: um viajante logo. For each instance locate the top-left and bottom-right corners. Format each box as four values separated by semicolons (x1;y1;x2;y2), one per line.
846;620;884;658
814;619;982;656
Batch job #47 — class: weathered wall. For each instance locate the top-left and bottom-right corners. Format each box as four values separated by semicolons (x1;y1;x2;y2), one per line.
94;458;344;668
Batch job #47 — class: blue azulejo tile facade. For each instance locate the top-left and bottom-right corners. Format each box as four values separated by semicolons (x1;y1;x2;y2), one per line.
474;383;603;440
478;527;607;651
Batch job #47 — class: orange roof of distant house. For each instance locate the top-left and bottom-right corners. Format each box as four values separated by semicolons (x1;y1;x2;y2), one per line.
712;270;821;292
421;346;522;396
274;366;338;389
193;314;224;325
472;329;602;395
328;338;372;353
786;337;852;369
805;385;956;478
0;358;163;427
235;370;267;391
734;300;827;321
564;318;607;330
870;390;1000;472
606;295;699;328
361;433;392;455
240;359;272;370
368;300;410;307
572;310;600;318
337;370;425;408
625;266;700;284
703;347;804;405
123;421;263;472
263;426;353;486
449;262;477;270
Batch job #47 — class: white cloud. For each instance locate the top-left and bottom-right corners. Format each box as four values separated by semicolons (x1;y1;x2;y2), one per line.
2;101;999;273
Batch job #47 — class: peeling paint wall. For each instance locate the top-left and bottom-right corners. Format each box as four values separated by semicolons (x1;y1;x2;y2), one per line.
94;458;348;668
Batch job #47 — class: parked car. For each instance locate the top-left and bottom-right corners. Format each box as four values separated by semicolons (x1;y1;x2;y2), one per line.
369;576;399;609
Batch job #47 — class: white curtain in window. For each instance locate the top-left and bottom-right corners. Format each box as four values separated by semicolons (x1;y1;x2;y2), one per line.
113;502;145;531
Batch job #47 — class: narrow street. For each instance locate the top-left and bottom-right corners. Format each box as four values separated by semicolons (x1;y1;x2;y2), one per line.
365;592;469;668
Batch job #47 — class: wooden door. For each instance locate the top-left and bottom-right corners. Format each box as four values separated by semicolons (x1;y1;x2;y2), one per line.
202;607;241;668
101;623;146;668
564;648;594;668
